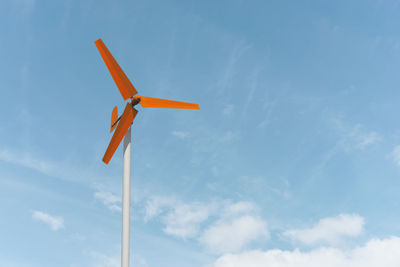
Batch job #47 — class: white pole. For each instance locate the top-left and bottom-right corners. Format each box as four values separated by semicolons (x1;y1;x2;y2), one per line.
122;127;131;267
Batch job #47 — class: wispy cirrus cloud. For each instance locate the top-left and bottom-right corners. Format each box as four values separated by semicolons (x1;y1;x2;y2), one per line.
0;148;111;186
283;214;364;246
0;149;56;177
94;191;121;212
171;130;189;139
390;145;400;166
356;131;382;150
240;67;260;121
330;118;382;151
31;210;64;231
216;40;251;95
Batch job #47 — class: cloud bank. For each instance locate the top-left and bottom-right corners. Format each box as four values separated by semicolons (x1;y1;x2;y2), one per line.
284;214;364;246
214;237;400;267
144;197;269;253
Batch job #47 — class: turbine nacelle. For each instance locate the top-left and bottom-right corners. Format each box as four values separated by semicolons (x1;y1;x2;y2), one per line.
130;95;141;106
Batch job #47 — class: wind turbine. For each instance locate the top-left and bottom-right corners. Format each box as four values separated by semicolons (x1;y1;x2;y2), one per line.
94;38;199;267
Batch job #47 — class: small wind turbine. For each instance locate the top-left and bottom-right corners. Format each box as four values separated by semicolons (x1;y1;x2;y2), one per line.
94;38;199;267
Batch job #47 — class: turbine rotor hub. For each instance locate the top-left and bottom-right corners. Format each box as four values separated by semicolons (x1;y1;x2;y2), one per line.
131;95;141;106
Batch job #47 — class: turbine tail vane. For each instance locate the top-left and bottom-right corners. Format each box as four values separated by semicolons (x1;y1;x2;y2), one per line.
110;106;119;133
103;103;138;164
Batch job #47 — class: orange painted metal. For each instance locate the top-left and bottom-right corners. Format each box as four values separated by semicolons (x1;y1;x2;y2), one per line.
96;38;200;164
110;106;118;132
139;96;200;109
94;39;138;100
103;103;138;164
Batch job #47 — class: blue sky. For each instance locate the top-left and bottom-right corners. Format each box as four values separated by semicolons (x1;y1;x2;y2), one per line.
2;0;400;266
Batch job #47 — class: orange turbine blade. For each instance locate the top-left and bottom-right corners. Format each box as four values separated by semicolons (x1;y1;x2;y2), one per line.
94;39;138;100
139;96;200;109
103;103;138;164
110;106;118;133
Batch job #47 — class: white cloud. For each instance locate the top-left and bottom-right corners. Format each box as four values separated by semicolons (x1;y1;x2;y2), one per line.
171;131;189;139
144;196;213;238
284;214;364;246
213;237;400;267
223;201;256;217
348;125;382;151
200;215;269;254
144;196;268;252
144;196;176;221
32;210;64;231
356;131;382;150
330;120;381;151
94;191;121;212
163;202;211;239
90;251;119;267
391;145;400;166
